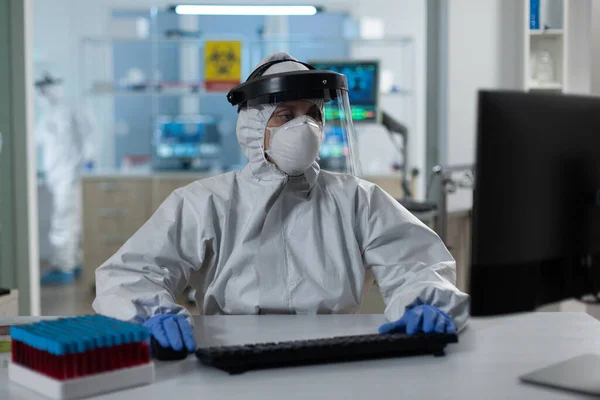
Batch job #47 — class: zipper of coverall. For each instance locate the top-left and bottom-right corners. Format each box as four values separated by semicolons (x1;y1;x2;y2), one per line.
281;174;292;310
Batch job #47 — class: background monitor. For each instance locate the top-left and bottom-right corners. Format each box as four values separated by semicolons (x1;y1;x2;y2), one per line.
319;125;350;172
310;60;380;123
152;115;221;170
469;91;600;316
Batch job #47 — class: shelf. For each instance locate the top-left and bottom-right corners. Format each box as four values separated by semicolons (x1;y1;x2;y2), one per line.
530;29;564;36
83;35;414;46
83;37;206;45
528;82;563;91
380;89;413;96
89;89;414;98
87;88;228;97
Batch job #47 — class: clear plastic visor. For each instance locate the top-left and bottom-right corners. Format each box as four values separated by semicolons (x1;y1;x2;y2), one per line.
244;89;361;176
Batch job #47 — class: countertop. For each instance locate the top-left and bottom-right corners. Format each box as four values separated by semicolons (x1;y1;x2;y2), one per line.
1;313;599;400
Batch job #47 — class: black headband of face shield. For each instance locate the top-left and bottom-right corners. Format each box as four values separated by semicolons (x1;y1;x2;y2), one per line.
227;59;348;109
245;59;316;81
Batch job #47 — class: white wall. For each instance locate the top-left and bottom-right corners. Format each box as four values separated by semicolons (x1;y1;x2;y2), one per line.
350;0;427;198
32;0;72;95
445;0;523;211
444;0;596;211
565;0;592;94
590;1;600;94
32;0;109;103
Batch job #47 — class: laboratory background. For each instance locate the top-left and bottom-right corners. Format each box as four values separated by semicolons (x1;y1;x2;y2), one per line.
2;0;600;320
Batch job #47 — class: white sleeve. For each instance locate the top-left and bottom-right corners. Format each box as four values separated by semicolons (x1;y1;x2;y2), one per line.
92;190;205;324
359;185;470;331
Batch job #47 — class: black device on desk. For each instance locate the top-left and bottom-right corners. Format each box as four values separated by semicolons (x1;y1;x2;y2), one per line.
151;330;459;372
195;331;458;374
469;91;600;316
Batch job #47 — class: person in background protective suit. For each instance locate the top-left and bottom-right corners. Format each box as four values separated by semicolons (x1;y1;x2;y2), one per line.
93;53;469;353
36;74;96;284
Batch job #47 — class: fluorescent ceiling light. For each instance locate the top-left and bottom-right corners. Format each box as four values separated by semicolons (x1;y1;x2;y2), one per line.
174;5;319;16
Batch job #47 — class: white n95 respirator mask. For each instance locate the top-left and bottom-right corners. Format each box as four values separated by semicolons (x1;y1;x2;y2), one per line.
265;115;323;176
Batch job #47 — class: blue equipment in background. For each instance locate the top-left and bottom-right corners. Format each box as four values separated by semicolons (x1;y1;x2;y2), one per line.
152;115;222;171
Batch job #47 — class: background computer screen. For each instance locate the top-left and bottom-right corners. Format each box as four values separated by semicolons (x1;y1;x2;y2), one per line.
152;115;221;171
310;60;379;123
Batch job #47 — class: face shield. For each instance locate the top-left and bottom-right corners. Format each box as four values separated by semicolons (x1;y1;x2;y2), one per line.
228;65;361;176
35;74;65;106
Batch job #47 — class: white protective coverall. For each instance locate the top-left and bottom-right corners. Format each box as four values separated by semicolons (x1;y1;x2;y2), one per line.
37;83;95;272
93;54;470;329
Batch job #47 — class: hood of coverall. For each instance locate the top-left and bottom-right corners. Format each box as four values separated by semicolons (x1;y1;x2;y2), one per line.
236;52;324;186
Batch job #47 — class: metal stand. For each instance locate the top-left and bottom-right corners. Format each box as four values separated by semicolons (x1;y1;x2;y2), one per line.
381;111;411;197
430;164;474;244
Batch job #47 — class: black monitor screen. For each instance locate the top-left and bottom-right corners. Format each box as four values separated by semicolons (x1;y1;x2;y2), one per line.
470;90;600;315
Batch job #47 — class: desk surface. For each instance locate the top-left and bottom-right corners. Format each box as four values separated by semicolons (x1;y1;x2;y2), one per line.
1;313;599;400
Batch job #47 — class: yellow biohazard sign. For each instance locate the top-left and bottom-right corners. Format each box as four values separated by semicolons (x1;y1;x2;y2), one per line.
204;41;241;92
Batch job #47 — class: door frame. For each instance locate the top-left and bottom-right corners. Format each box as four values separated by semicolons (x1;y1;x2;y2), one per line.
0;0;40;315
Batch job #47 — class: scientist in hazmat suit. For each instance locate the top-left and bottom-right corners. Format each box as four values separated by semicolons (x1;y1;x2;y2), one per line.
93;54;469;353
36;74;96;284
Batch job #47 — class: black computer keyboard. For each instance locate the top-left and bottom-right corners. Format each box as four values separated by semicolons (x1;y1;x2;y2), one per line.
195;332;458;374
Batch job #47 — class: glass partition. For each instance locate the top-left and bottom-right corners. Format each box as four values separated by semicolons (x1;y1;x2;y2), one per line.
80;8;415;175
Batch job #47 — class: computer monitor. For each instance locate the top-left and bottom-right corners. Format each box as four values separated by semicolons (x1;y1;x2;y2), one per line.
310;60;380;123
319;125;350;172
152;115;221;170
469;91;600;316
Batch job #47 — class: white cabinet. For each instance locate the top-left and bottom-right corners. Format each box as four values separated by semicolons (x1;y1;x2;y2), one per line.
82;178;153;288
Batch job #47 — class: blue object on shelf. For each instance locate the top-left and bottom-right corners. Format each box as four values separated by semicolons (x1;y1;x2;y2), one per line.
530;0;540;30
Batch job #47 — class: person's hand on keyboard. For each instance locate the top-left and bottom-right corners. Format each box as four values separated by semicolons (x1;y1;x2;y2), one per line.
379;304;456;335
143;314;197;353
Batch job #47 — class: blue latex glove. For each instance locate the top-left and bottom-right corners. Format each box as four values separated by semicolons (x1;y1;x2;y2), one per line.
379;305;456;335
143;314;197;352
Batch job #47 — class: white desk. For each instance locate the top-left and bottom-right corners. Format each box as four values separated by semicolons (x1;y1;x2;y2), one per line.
1;313;600;400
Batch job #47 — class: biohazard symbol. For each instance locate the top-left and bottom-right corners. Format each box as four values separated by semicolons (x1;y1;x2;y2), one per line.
204;41;241;91
208;47;239;76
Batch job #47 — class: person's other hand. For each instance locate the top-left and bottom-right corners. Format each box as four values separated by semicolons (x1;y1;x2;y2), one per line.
378;305;456;335
143;314;196;352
